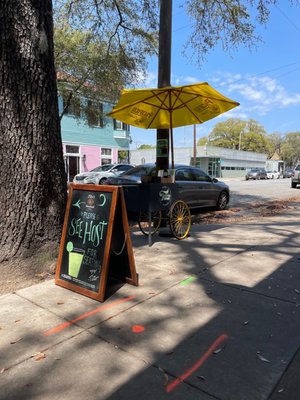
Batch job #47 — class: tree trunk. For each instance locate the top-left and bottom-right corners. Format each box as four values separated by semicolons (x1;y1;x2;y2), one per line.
0;0;67;261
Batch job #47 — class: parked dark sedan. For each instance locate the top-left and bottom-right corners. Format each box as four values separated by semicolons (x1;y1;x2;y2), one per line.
283;168;293;179
107;163;230;210
245;168;267;180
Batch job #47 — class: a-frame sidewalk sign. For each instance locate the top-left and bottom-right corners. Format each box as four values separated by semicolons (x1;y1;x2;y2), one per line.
55;184;138;302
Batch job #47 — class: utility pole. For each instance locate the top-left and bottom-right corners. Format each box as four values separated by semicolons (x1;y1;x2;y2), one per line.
156;0;172;171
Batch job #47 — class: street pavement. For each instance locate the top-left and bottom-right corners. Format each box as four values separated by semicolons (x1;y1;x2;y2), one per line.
1;203;300;399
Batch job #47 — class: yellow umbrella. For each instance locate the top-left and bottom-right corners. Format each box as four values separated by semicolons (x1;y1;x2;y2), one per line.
107;82;239;167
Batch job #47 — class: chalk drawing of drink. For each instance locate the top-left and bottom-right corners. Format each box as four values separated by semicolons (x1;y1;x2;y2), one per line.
66;242;84;278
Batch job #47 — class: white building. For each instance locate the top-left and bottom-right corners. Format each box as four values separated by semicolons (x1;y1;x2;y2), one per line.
130;145;269;178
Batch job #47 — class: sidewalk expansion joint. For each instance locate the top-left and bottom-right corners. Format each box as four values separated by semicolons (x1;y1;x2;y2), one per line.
195;276;300;306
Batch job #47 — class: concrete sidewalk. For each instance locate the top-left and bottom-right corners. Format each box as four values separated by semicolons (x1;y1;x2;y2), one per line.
1;205;300;400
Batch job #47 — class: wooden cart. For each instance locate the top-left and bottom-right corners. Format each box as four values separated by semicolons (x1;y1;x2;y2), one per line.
121;182;191;245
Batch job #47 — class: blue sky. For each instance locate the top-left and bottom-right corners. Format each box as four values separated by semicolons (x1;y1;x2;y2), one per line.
130;0;300;149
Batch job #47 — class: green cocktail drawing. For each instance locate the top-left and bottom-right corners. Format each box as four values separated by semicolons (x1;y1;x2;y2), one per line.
67;242;84;278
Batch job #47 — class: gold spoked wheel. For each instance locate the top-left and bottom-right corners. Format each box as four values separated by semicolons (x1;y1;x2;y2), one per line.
169;200;191;240
138;211;162;236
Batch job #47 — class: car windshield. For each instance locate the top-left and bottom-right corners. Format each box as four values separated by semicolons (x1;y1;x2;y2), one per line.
295;165;300;171
90;164;114;172
119;164;156;177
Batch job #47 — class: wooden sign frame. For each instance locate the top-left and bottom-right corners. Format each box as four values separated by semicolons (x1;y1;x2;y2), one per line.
55;184;138;302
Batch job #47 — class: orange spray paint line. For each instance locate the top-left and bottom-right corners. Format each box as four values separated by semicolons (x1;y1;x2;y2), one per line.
43;295;135;336
165;333;229;393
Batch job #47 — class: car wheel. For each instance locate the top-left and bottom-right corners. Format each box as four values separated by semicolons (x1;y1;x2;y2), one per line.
291;182;297;188
99;177;108;185
216;191;229;210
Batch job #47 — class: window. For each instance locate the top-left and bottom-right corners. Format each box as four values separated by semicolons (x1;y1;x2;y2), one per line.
101;158;111;165
66;145;79;154
101;148;112;156
101;149;112;165
86;101;104;127
221;166;246;171
63;94;81;117
175;168;194;181
124;165;156;177
193;168;211;182
113;165;133;172
91;164;114;172
113;120;128;130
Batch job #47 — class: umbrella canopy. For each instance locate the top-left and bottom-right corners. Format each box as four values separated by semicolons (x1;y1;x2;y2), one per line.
107;82;239;129
107;82;239;169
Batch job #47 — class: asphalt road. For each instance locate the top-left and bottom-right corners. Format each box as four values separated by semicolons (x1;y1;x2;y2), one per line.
225;178;300;208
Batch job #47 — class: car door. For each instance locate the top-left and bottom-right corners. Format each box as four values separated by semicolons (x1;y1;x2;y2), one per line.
174;167;196;207
191;168;219;208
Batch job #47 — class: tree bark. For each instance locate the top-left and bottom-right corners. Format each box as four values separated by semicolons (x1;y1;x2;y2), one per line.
0;0;67;261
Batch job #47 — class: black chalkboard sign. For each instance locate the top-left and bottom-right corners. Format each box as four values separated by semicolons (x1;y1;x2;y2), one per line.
55;184;138;302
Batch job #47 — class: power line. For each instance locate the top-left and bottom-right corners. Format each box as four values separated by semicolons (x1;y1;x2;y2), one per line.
255;60;300;77
171;3;300;85
275;4;300;32
274;65;300;79
173;24;191;33
212;60;300;90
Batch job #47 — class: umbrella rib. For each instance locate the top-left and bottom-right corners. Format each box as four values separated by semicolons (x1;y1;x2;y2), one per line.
179;95;239;123
108;89;170;115
184;104;204;124
172;91;204;124
109;85;239;116
170;89;238;125
173;87;239;106
162;88;204;126
144;90;172;128
108;84;239;130
146;104;163;128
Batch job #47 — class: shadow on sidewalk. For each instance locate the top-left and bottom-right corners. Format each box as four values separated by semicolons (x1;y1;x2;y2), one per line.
2;215;300;400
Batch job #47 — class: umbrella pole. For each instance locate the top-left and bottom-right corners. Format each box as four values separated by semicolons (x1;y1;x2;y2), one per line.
193;124;197;166
170;123;174;170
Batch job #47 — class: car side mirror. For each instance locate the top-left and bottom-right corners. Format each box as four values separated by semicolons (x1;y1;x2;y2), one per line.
212;177;218;183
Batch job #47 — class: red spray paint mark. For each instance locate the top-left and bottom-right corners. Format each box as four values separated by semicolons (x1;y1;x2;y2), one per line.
132;325;145;333
43;296;135;336
165;333;229;393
